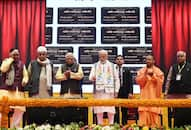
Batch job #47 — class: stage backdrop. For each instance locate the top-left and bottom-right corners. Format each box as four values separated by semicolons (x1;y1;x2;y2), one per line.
46;0;151;93
152;0;191;72
0;0;46;64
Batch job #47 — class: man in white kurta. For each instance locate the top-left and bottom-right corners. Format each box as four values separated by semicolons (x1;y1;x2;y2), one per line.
89;50;120;125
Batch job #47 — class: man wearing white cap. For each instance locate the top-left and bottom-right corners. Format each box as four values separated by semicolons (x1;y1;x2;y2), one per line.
27;46;53;98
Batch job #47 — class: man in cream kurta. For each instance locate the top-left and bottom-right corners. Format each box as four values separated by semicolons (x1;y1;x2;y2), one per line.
89;50;120;125
136;55;164;128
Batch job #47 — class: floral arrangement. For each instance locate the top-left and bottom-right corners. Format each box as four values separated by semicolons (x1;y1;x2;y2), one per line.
82;123;121;130
184;125;191;130
1;124;191;130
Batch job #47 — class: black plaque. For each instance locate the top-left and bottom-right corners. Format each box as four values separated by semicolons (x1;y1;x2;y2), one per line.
144;7;151;24
46;8;53;24
145;27;152;44
58;7;96;24
101;27;140;44
46;27;52;44
101;7;140;24
79;47;117;64
47;47;73;64
57;27;96;44
82;67;92;84
123;47;152;64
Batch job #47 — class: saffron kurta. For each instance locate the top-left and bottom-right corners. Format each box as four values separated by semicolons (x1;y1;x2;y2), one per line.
136;66;164;127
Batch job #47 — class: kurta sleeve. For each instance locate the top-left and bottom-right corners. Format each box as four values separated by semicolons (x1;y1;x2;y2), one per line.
164;66;173;95
113;66;120;93
135;68;147;88
55;66;67;81
0;58;14;73
22;65;29;86
70;64;84;80
152;67;164;97
89;65;96;81
27;63;32;78
152;69;164;85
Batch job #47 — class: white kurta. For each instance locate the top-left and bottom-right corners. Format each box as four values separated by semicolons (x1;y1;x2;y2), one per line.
89;60;120;114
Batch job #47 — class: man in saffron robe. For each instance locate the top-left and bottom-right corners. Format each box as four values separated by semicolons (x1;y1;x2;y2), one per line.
89;50;120;125
136;55;164;127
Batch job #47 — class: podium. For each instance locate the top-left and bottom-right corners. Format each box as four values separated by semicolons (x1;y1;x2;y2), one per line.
24;107;88;125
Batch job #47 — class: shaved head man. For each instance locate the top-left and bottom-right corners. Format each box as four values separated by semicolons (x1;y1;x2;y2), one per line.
136;54;164;127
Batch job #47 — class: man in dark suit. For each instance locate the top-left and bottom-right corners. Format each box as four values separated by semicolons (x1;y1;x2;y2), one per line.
114;55;133;125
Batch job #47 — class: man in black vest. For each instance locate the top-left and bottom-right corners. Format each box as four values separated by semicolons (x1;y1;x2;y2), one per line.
165;51;191;127
114;55;133;125
27;46;53;98
56;52;84;98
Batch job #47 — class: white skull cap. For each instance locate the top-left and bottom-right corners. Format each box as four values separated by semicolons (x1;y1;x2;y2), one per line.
37;46;47;53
